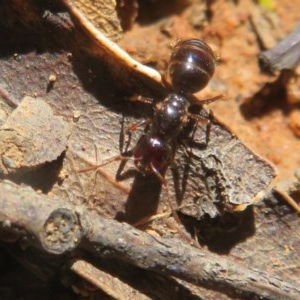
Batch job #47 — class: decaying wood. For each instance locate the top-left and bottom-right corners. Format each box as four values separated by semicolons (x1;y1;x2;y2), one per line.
0;181;299;300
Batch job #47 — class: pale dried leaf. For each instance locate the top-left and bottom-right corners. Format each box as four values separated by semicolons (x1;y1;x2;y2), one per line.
65;0;123;41
0;96;70;175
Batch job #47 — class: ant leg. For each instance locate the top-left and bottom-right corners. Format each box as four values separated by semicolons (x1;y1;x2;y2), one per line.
127;118;151;132
133;212;171;228
150;163;167;187
128;95;154;105
150;163;182;225
131;164;177;227
149;163;199;245
78;154;132;173
74;146;132;194
186;112;211;154
126;95;154;132
188;112;210;130
190;94;224;105
200;94;224;104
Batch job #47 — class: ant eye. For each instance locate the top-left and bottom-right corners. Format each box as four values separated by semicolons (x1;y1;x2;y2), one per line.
165;39;216;94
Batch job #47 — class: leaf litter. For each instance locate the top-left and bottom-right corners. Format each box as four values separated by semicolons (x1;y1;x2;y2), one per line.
0;0;299;299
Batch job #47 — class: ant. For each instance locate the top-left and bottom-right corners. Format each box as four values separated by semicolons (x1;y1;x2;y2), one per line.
80;39;222;224
126;39;221;185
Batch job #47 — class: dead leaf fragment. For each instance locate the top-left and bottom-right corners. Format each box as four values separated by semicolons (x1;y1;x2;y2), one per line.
176;109;278;219
0;96;70;174
64;0;123;42
63;0;162;83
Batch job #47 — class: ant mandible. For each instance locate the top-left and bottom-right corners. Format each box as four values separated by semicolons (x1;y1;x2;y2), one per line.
82;39;221;189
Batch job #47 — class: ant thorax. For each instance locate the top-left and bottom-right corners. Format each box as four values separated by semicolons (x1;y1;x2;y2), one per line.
152;93;189;138
132;94;189;176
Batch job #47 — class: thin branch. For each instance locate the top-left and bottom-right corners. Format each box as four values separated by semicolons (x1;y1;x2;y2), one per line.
0;180;299;299
259;22;300;73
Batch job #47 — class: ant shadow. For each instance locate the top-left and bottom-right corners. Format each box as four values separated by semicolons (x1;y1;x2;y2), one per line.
105;121;163;225
116;171;162;225
171;105;212;207
240;71;300;120
111;110;256;255
168;108;256;253
179;208;255;254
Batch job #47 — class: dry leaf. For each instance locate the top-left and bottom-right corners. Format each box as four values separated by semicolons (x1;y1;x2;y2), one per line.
64;0;123;41
0;96;70;175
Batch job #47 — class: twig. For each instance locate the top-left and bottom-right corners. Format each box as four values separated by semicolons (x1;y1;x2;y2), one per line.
246;169;300;213
272;168;300;213
259;22;300;73
0;180;299;299
0;87;19;108
71;260;149;300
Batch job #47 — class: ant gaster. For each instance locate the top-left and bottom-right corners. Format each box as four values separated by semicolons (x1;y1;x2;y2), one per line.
130;39;220;185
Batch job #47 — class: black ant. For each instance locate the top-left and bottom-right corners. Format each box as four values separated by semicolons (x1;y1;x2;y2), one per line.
126;39;221;185
80;39;222;224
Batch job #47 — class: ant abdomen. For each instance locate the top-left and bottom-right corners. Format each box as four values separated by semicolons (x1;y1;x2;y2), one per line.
132;134;174;175
165;39;216;94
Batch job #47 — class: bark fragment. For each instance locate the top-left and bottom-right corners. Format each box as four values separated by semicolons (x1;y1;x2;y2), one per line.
0;180;299;300
0;96;70;175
